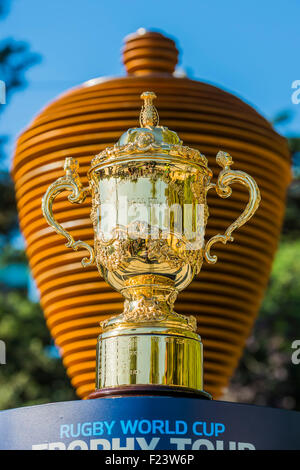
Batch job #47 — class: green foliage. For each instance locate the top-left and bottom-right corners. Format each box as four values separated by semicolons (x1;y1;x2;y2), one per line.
0;40;39;102
288;137;300;155
225;110;300;410
282;195;300;236
228;238;300;410
272;110;294;126
262;241;300;321
0;172;18;240
0;290;76;409
0;0;76;410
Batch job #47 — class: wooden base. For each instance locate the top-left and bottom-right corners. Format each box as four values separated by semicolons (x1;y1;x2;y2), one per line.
88;384;212;400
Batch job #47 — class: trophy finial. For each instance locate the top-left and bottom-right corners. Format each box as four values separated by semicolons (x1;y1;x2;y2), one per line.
139;91;159;127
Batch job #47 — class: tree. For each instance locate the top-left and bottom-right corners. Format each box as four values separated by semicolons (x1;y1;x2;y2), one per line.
225;239;300;410
225;118;300;411
0;0;76;409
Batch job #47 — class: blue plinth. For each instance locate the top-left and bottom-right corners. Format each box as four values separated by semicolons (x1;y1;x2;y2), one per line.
0;396;299;450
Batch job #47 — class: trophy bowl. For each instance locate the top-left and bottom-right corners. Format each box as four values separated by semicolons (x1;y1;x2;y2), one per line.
42;92;260;398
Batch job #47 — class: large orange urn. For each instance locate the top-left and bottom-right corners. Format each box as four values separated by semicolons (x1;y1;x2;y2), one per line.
12;30;291;399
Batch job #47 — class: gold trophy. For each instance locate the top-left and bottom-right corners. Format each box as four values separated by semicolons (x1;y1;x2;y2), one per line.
42;92;260;399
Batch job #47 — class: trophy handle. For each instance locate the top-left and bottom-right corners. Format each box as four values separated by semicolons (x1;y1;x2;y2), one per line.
204;151;261;264
41;157;95;267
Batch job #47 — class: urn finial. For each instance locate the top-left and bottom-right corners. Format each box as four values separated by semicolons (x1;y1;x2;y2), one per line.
139;91;159;127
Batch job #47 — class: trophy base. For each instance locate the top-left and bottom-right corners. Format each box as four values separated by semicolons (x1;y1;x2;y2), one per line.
96;312;205;392
1;398;300;449
88;384;212;400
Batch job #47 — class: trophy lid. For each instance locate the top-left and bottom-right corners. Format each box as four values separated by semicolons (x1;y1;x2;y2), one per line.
90;91;210;173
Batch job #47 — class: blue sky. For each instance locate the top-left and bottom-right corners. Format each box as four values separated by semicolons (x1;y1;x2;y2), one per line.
1;0;300;168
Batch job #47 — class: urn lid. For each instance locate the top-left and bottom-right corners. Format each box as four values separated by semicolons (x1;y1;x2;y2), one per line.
90;91;210;172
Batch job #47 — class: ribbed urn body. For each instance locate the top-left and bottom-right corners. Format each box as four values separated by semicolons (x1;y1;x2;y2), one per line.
12;31;291;399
